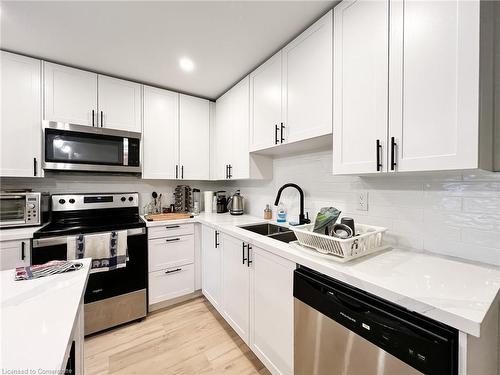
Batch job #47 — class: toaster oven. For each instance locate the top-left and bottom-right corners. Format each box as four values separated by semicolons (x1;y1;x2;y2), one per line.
0;192;50;228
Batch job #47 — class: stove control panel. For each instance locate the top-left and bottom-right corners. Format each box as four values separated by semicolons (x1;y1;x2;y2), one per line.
51;193;139;211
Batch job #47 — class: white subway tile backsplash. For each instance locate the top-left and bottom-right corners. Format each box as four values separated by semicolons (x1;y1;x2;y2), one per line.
231;150;500;266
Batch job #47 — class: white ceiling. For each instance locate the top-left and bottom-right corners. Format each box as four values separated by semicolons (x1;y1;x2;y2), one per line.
0;1;336;100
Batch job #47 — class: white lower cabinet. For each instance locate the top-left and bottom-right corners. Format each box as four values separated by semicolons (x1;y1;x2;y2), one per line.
147;224;195;307
221;234;250;343
149;264;195;305
201;225;295;375
0;239;31;271
201;225;222;309
250;246;294;375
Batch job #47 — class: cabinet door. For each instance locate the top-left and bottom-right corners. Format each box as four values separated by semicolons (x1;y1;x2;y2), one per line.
250;52;282;151
97;75;142;132
142;86;179;179
389;0;480;172
44;62;97;126
0;52;42;177
250;246;294;375
221;234;250;343
282;10;333;143
179;94;210;180
333;0;389;175
229;76;250;180
0;239;30;271
201;225;222;309
214;91;233;180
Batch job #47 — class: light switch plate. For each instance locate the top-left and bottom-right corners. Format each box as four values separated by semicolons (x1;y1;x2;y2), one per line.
357;192;368;211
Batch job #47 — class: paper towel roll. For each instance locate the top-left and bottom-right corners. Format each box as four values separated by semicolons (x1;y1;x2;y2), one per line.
204;191;213;213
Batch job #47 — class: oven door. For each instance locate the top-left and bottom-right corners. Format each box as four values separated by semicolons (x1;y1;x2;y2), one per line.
0;195;27;227
32;227;148;302
42;121;141;173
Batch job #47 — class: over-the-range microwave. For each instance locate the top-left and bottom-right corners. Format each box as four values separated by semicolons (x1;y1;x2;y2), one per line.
42;121;141;173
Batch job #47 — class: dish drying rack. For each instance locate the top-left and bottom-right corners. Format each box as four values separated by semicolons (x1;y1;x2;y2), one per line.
291;223;388;262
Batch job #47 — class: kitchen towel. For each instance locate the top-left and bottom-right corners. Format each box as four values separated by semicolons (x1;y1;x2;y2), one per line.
14;260;83;281
67;230;128;273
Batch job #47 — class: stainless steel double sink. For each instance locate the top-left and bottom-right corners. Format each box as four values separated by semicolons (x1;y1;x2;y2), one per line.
239;223;297;243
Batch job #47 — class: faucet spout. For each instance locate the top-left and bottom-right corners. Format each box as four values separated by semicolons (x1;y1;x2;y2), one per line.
274;183;310;225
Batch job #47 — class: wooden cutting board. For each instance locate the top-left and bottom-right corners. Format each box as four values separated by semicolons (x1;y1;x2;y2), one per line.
144;213;194;221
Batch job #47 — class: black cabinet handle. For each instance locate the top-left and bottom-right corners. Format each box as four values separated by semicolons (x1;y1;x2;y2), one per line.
92;110;95;126
242;243;248;264
175;165;179;179
165;225;180;229
100;111;104;127
376;139;382;171
275;124;279;144
390;137;397;171
33;158;37;177
280;123;285;143
181;165;184;179
225;164;228;179
228;164;232;179
21;241;26;260
215;230;220;248
165;268;182;274
166;238;181;242
247;244;252;267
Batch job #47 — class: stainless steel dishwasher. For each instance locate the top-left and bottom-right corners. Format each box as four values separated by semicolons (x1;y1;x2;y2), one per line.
294;267;458;375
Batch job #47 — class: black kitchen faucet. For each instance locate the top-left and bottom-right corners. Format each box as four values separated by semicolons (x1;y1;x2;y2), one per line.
274;183;311;225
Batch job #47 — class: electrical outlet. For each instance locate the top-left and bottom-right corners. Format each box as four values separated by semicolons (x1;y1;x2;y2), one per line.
357;192;368;211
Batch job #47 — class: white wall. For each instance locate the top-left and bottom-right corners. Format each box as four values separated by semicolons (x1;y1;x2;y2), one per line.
227;150;500;266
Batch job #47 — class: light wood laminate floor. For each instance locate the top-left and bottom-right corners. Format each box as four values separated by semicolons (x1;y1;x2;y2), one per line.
84;296;271;374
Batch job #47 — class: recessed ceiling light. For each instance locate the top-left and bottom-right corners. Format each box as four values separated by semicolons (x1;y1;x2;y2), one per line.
179;57;195;72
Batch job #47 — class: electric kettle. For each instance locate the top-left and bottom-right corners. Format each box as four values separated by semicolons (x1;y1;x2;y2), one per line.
227;190;244;215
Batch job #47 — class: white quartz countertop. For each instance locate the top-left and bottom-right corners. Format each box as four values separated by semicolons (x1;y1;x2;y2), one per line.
0;224;47;242
0;258;91;372
144;212;500;337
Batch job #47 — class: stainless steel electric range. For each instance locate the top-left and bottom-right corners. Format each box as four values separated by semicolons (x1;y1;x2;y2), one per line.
32;192;147;335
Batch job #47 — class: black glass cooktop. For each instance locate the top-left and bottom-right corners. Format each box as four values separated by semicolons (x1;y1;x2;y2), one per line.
34;207;145;238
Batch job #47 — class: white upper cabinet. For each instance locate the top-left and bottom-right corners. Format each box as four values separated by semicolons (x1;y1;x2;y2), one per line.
1;52;42;177
250;52;282;151
97;75;142;132
214;76;271;180
44;62;97;126
179;94;210;180
142;86;179;179
250;11;333;152
282;10;333;143
333;0;389;175
334;0;497;174
213;91;233;180
388;0;481;172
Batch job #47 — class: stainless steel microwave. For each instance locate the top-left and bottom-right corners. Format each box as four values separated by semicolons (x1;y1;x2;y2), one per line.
42;121;141;173
0;191;50;228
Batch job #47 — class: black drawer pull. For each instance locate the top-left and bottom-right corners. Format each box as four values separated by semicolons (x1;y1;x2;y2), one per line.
390;136;397;171
376;139;382;171
165;268;182;274
165;225;180;229
21;241;26;260
247;244;253;267
166;238;181;242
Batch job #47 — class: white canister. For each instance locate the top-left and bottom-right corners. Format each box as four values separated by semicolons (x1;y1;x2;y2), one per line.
204;191;213;213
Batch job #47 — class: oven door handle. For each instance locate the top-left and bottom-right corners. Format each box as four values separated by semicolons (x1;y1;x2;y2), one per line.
2;195;25;199
33;227;146;248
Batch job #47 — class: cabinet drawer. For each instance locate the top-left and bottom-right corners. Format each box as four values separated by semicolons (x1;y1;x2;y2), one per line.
148;223;194;239
148;264;195;305
149;234;194;272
